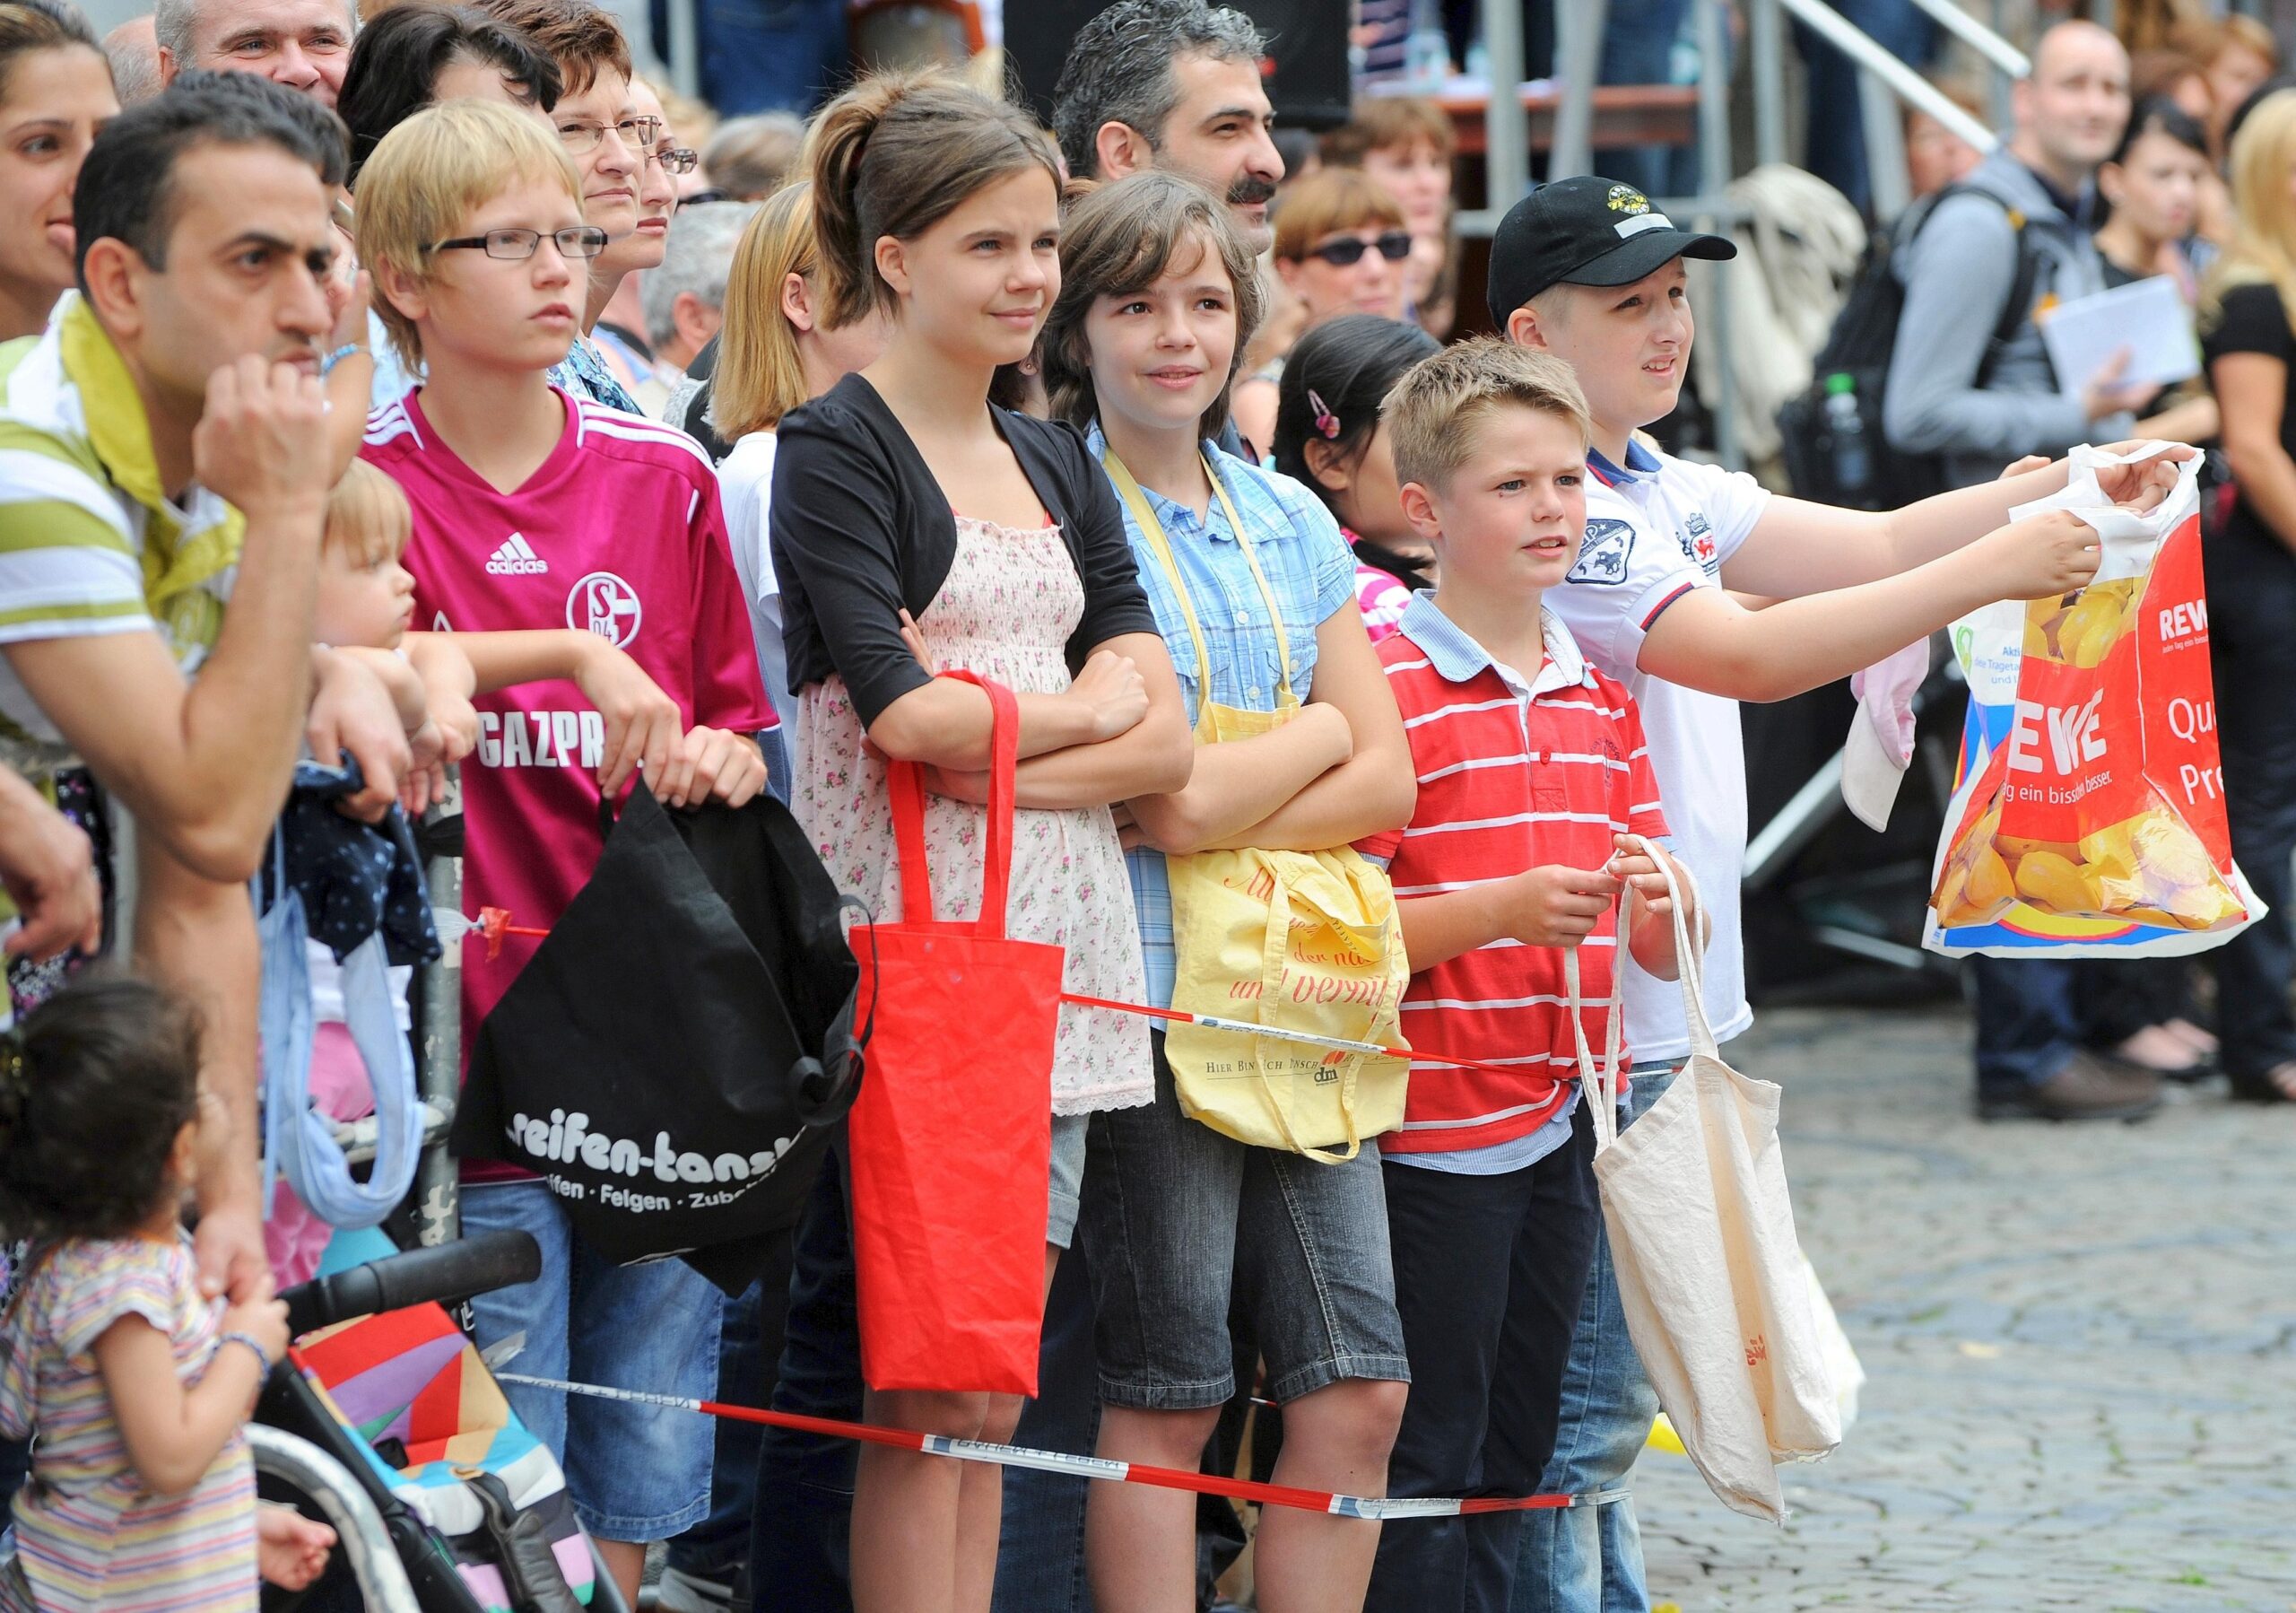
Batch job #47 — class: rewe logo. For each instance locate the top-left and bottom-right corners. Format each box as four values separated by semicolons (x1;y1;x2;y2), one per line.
2005;692;2106;776
486;533;549;575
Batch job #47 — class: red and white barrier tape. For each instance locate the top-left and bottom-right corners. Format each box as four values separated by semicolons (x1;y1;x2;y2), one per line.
461;902;1576;1086
493;1372;1568;1520
1055;991;1566;1083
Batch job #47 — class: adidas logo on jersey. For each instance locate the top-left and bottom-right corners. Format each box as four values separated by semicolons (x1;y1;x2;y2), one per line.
486;534;549;575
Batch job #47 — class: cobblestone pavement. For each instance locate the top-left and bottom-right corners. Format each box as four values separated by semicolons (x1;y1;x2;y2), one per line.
1635;1004;2296;1612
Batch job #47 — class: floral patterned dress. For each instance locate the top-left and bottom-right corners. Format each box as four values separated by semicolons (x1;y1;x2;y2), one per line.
796;515;1152;1116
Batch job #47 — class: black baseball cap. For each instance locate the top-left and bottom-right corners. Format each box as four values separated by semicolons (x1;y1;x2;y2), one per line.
1485;176;1736;328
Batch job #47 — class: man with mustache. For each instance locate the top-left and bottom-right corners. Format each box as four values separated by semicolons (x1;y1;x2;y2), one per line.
1051;0;1286;254
0;70;405;1312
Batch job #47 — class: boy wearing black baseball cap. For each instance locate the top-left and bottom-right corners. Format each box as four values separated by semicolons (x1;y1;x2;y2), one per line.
1490;175;2191;1613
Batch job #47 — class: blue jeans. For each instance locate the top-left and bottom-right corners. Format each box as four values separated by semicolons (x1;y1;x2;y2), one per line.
666;1264;785;1585
1509;1065;1677;1613
1596;0;1693;199
761;726;792;806
460;1180;719;1541
2205;524;2296;1082
1080;1045;1409;1412
749;1147;863;1613
991;1242;1100;1613
1367;1106;1600;1613
1970;955;2086;1093
1795;0;1937;214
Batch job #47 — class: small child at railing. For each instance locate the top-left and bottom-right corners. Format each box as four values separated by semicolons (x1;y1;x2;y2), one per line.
263;461;435;1288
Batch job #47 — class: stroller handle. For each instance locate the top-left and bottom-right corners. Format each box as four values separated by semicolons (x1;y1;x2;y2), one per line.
283;1231;543;1337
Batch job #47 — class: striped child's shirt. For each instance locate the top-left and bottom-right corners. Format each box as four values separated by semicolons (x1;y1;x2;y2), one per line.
0;1234;257;1613
0;293;241;779
1358;593;1669;1161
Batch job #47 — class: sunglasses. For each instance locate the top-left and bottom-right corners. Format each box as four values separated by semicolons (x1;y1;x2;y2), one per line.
1304;230;1413;268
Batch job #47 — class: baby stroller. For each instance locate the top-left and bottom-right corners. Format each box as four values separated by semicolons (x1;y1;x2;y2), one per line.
241;774;857;1612
255;1231;634;1613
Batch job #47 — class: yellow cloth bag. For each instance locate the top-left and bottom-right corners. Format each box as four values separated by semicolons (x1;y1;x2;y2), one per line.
1108;452;1409;1163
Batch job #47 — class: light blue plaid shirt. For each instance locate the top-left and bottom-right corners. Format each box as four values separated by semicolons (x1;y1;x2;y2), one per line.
1086;423;1357;1006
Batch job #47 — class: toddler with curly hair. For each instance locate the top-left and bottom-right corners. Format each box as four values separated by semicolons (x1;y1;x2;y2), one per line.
0;977;287;1613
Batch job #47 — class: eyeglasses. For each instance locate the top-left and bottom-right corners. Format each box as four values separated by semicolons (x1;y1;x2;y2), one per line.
426;225;611;260
555;114;664;154
650;146;699;175
1304;229;1413;268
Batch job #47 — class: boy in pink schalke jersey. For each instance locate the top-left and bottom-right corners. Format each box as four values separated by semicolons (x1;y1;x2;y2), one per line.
354;100;772;1607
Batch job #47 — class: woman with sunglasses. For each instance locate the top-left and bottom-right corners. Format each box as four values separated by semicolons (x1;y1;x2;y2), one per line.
1232;168;1412;453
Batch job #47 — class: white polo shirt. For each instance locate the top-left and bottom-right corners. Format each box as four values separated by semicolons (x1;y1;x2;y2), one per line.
1543;438;1770;1065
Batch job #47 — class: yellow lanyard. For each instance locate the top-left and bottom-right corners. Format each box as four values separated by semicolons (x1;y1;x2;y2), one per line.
1100;448;1294;708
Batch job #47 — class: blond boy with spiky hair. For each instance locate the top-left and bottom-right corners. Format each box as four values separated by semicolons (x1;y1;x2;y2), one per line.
355;98;773;1605
1355;338;1692;1612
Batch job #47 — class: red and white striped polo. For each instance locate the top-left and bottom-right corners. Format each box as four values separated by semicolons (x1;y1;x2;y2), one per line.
1360;593;1669;1159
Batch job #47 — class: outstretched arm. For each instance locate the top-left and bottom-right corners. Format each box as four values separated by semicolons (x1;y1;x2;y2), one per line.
1639;509;2100;703
1726;446;2190;599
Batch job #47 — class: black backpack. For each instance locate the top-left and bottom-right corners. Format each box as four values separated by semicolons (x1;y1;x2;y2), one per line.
1779;186;2044;510
454;777;865;1293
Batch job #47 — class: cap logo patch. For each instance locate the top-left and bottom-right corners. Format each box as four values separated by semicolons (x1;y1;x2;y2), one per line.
1614;212;1674;239
1605;184;1650;214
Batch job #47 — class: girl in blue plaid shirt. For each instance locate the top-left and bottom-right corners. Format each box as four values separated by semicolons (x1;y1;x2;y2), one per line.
1039;170;1419;1613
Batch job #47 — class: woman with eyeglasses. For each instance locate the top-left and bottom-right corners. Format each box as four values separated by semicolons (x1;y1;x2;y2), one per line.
588;75;687;399
1231;167;1412;454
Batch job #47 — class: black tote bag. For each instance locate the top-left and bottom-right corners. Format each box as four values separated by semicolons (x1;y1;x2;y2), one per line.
453;777;863;1292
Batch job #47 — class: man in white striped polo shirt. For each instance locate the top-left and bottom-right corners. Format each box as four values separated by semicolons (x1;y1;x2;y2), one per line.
0;72;407;1304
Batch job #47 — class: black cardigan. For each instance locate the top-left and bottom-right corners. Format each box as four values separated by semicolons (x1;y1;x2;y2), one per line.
770;373;1158;728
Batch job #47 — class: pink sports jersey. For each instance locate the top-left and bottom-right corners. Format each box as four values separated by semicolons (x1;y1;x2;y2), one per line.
362;388;773;1179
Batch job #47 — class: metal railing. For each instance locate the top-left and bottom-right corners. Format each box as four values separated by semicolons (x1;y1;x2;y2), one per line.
1905;0;2029;83
413;778;462;1248
1773;0;2002;154
244;1426;422;1613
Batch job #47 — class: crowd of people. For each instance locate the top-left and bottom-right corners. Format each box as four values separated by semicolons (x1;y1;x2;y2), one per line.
0;0;2273;1611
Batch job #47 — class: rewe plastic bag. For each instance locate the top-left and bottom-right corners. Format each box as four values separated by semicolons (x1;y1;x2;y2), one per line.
1926;444;2263;958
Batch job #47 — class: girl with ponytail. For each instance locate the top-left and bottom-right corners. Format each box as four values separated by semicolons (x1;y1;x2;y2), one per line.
770;69;1190;1613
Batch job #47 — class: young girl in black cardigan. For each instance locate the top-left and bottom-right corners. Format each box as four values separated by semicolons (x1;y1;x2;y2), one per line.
768;69;1190;1613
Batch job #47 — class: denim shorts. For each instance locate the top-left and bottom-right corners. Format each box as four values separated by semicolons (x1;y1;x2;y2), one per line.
1079;1039;1410;1410
460;1181;719;1541
1048;1112;1088;1251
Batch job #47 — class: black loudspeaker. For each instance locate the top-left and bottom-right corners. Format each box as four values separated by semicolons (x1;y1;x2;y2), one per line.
1006;0;1354;137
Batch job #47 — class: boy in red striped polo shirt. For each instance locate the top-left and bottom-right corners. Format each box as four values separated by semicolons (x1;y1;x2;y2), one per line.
1359;340;1698;1613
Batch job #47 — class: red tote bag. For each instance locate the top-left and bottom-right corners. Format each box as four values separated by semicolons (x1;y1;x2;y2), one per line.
847;671;1065;1395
